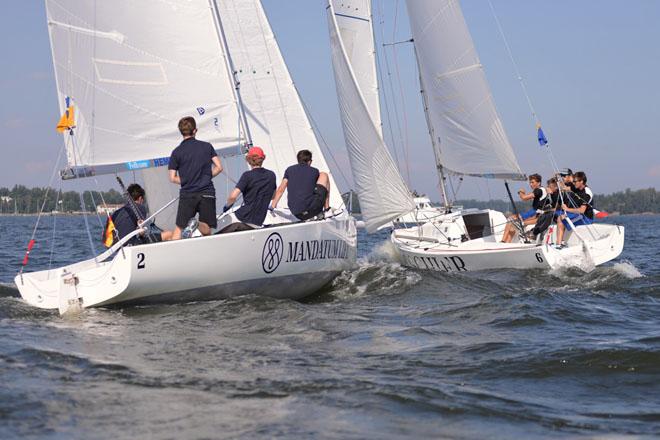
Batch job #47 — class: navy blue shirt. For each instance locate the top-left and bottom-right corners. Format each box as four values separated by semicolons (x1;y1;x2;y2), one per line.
283;163;319;215
235;167;276;226
111;203;148;246
168;138;217;194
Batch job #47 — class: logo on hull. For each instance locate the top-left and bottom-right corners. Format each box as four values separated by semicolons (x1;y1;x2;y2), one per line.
262;232;284;273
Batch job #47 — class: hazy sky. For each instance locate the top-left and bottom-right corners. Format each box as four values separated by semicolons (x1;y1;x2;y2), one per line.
1;1;658;201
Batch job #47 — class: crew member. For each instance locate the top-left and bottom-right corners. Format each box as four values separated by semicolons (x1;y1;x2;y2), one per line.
554;171;594;248
219;146;276;233
270;149;330;220
168;116;223;239
501;173;547;243
103;184;173;247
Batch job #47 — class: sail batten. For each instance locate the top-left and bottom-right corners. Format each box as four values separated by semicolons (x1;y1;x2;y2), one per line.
327;1;414;232
406;0;525;180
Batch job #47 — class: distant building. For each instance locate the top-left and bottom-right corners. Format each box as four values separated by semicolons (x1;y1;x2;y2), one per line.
1;196;12;203
97;204;123;215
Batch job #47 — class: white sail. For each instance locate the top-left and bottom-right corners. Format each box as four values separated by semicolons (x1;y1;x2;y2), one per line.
215;0;344;210
327;1;415;232
331;0;381;136
405;0;525;180
46;0;244;171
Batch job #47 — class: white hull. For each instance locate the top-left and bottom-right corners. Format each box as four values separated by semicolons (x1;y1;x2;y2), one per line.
16;213;357;310
392;209;624;273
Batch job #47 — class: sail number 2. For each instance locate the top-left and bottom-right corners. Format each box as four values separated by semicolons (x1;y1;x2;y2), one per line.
137;253;146;269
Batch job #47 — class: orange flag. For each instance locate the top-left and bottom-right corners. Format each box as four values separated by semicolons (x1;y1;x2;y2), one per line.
103;215;116;248
56;105;75;133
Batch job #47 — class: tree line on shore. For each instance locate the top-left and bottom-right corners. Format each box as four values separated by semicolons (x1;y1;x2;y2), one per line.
0;185;657;215
0;186;124;214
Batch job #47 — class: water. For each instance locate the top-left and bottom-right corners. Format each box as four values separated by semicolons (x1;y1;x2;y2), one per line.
0;215;658;439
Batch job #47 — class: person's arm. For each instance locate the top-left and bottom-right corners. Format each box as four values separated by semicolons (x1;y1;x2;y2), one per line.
169;169;181;185
562;203;587;215
271;178;288;209
211;156;223;177
226;188;241;208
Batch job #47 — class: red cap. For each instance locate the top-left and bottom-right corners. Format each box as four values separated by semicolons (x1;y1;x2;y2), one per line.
247;146;265;159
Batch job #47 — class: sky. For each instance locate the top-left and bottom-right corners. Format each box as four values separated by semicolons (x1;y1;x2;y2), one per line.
0;0;658;202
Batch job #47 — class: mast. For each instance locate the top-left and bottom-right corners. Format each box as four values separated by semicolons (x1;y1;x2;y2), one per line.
413;46;450;210
209;0;253;148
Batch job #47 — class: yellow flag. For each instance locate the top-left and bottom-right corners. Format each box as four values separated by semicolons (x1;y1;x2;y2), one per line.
56;106;75;133
103;216;116;248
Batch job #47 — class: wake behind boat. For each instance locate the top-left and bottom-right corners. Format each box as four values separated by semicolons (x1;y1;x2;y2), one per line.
16;0;357;313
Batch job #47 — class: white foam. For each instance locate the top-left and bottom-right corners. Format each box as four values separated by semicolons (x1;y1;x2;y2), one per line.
610;261;644;279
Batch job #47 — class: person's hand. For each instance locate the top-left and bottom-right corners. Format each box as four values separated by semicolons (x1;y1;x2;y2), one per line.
268;203;274;212
561;203;569;211
517;189;525;195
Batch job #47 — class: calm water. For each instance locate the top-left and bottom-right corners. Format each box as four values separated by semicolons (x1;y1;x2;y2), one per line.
0;214;658;439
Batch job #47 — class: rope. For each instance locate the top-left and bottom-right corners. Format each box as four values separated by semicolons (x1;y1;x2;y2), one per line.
48;188;62;274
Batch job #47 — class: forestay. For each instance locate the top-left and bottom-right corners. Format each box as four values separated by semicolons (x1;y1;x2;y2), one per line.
46;0;244;172
216;0;343;210
327;1;415;232
406;0;525;180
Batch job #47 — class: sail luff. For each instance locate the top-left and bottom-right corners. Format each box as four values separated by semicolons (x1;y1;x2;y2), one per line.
327;1;414;232
405;0;526;180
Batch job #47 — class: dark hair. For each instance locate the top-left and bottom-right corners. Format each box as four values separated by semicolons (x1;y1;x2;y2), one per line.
547;177;557;186
127;184;145;201
573;171;587;183
297;149;312;164
529;173;542;183
178;116;196;137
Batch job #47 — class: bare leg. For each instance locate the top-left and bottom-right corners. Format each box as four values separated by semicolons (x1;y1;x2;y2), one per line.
556;216;566;244
172;226;183;241
198;222;212;236
501;216;517;243
317;172;330;210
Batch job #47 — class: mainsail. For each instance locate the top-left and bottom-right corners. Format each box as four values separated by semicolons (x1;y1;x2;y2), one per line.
46;0;244;174
406;0;525;180
46;0;347;226
327;1;414;232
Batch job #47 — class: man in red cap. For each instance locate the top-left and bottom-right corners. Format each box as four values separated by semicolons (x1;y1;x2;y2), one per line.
219;146;276;232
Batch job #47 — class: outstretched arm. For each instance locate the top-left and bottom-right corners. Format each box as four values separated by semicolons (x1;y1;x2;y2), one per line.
271;178;288;209
211;156;223;177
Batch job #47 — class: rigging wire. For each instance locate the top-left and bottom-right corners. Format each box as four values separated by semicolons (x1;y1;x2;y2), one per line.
377;0;410;186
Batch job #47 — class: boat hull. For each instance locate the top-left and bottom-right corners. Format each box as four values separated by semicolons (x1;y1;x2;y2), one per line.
15;215;357;310
392;211;625;272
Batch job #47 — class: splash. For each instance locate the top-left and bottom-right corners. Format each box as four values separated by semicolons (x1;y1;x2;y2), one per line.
328;260;421;299
610;261;644;279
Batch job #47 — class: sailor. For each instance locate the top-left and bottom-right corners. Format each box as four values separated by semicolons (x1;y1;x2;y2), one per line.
501;173;547;243
102;184;173;247
168;116;223;239
531;177;560;239
554;171;594;248
218;146;276;233
270;149;330;220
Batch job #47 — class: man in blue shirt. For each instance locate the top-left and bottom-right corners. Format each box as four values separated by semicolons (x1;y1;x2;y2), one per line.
270;149;330;220
168;116;223;239
219;146;276;233
103;184;173;246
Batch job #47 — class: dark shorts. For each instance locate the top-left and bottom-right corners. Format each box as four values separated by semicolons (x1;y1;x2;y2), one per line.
294;184;328;221
176;192;217;229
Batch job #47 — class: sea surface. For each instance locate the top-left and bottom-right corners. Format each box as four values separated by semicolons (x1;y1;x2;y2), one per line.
0;214;658;439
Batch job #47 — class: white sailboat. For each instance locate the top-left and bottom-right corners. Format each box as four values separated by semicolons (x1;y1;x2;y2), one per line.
327;0;624;272
16;0;356;313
